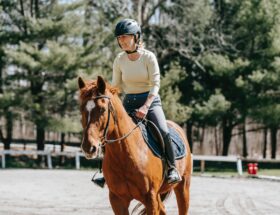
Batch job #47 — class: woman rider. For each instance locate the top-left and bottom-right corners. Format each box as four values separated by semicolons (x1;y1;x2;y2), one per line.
93;18;181;188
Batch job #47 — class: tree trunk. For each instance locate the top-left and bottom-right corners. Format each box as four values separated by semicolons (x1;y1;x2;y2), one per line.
19;0;28;34
186;121;193;152
34;0;39;18
0;68;3;93
214;0;225;19
222;118;233;156
31;76;44;151
270;126;278;159
36;125;45;151
200;125;205;155
214;126;219;155
0;49;4;94
36;125;45;165
263;128;267;158
5;111;13;150
0;111;13;150
242;122;248;157
30;0;34;17
59;132;65;165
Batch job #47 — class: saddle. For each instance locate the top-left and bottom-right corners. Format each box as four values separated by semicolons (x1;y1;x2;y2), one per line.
130;114;186;160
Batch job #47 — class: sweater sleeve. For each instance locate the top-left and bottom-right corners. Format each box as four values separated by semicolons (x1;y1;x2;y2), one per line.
112;56;122;91
147;52;160;96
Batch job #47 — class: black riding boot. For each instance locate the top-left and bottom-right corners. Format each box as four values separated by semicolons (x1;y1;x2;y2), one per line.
164;134;182;184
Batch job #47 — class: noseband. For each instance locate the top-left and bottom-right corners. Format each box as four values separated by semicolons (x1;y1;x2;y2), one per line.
86;95;142;146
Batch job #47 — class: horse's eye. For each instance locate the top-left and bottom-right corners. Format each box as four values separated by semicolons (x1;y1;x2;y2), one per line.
100;107;106;114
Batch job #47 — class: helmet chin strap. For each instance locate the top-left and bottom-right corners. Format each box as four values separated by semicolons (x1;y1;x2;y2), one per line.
125;46;138;54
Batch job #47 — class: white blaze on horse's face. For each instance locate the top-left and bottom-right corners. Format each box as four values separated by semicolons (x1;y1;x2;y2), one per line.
81;100;99;159
86;100;95;111
86;100;95;124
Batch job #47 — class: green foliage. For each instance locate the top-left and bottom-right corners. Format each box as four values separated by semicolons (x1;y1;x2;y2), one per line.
269;24;280;55
160;62;192;123
202;54;235;76
193;90;231;126
202;54;249;77
1;1;88;138
47;114;82;133
0;92;15;111
250;104;280;127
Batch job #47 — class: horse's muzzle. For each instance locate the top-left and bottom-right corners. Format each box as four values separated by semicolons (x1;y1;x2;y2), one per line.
82;142;98;159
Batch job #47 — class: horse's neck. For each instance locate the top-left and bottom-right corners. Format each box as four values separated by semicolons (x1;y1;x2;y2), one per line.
107;97;141;152
104;96;151;177
113;100;136;138
103;97;137;167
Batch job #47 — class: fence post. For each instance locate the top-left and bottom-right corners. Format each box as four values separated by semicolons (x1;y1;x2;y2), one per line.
1;152;5;168
237;157;243;176
75;152;80;170
200;160;205;173
46;152;52;169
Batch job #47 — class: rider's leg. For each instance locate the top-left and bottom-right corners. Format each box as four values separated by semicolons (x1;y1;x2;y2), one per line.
147;96;181;184
163;133;182;184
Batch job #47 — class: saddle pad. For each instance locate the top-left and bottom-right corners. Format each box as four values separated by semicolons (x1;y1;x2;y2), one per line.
139;122;186;160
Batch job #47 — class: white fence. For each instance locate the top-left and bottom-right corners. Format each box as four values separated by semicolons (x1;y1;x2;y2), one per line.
0;150;87;169
192;155;243;175
1;150;243;174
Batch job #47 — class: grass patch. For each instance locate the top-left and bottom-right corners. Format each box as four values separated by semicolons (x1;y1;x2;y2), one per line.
256;169;280;176
3;156;100;169
192;168;280;177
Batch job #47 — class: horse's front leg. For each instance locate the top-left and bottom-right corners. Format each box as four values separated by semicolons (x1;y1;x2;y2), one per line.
144;191;166;215
174;175;191;215
109;191;130;215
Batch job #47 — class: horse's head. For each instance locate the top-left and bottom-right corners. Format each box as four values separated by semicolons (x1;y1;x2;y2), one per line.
78;76;115;159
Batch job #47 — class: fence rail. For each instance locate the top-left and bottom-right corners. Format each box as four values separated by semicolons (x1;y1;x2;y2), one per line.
1;150;279;176
192;155;243;175
0;150;86;169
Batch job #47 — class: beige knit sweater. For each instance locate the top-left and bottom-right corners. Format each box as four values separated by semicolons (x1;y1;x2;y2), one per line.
112;49;160;96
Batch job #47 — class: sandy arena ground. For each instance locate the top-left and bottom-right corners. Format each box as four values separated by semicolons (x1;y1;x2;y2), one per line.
0;169;279;215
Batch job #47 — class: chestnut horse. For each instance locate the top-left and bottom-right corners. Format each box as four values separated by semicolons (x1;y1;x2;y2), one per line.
78;76;191;215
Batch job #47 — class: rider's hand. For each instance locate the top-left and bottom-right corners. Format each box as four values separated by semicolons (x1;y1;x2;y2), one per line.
136;104;149;119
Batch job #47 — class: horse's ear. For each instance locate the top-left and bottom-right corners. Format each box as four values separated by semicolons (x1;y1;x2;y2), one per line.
78;77;86;89
97;76;106;94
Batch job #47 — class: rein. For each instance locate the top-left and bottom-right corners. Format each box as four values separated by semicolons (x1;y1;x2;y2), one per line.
89;95;143;147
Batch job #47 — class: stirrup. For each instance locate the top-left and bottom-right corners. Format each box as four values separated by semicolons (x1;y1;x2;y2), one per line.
167;167;182;184
92;177;106;188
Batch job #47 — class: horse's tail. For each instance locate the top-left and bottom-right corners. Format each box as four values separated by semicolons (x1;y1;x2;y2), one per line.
132;191;172;215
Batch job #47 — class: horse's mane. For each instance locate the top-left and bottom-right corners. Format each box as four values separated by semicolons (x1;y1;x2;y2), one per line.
79;79;120;102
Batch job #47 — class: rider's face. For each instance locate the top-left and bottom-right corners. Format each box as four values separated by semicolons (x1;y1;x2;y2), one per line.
117;35;136;51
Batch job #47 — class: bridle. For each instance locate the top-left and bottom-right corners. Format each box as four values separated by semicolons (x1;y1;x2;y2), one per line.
86;94;144;182
85;95;143;147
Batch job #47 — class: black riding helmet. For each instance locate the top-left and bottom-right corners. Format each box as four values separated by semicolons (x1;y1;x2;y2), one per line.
115;18;141;38
115;19;141;53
